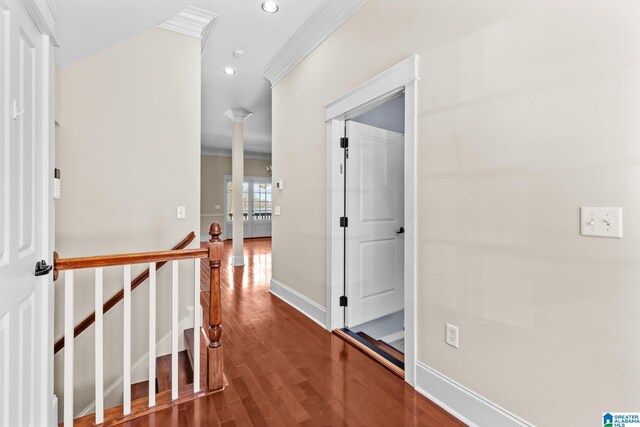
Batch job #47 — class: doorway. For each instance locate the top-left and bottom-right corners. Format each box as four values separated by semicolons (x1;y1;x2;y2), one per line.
325;55;418;384
340;97;406;371
224;175;272;239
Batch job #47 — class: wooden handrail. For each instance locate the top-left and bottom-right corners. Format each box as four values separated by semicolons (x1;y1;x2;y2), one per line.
54;231;197;354
55;248;207;271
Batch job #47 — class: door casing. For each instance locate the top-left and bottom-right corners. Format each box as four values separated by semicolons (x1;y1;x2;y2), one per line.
324;55;418;386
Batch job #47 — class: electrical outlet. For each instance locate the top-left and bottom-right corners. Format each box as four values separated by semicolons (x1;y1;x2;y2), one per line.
446;323;459;348
176;206;186;219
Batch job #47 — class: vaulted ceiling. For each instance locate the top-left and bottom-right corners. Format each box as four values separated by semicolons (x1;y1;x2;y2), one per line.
56;0;333;156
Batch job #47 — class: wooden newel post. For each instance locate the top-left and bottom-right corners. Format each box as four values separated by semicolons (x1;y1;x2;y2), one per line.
207;222;224;390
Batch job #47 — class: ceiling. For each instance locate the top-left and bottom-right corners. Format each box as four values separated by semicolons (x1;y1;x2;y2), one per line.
56;0;326;157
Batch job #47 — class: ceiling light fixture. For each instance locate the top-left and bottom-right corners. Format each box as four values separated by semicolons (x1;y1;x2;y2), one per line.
223;67;236;75
261;1;279;13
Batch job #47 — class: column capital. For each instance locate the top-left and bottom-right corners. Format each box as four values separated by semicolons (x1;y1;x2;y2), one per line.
224;108;253;123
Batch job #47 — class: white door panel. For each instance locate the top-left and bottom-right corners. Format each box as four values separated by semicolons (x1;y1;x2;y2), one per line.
0;1;51;425
346;121;404;327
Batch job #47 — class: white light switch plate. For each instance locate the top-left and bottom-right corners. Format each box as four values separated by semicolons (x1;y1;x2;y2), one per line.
176;206;186;219
274;206;281;216
580;207;622;238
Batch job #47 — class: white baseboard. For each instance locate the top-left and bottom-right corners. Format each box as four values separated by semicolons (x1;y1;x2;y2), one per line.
415;362;534;427
77;316;192;417
269;278;326;328
232;255;245;266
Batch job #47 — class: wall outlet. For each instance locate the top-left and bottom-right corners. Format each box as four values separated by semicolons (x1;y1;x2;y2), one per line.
185;305;194;324
446;323;459;348
176;206;186;219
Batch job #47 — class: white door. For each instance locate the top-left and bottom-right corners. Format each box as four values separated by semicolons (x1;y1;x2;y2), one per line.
346;121;404;327
0;1;53;425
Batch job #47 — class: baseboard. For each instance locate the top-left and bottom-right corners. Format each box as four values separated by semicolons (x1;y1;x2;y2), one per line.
269;278;326;328
415;362;534;427
77;316;192;418
232;255;245;266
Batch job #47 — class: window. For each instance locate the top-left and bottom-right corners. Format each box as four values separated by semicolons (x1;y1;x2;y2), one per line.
226;181;249;221
226;179;271;221
252;183;272;220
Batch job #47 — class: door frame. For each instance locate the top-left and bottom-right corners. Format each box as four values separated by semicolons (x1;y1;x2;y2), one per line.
324;55;418;385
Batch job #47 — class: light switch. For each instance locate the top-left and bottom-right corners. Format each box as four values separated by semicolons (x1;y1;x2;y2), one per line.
580;207;622;238
215;204;221;210
177;206;186;219
274;206;281;216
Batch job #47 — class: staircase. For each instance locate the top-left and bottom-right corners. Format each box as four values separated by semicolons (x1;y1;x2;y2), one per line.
53;223;226;426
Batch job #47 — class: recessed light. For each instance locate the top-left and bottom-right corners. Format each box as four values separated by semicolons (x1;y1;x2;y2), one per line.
261;1;279;13
233;49;245;59
224;67;236;75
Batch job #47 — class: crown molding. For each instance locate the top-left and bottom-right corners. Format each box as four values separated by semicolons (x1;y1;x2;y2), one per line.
158;6;218;55
261;0;367;88
224;108;253;123
201;148;272;161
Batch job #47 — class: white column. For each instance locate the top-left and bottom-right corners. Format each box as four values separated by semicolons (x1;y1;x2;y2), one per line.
225;108;252;266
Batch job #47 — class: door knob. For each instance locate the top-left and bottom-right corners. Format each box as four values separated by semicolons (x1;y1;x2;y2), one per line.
396;227;405;234
35;260;53;277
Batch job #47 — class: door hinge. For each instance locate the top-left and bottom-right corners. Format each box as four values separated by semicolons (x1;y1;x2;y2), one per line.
339;295;348;307
339;217;348;227
340;137;349;149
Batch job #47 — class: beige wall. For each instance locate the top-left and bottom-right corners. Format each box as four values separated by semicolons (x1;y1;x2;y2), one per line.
55;28;201;415
271;0;640;425
200;154;271;237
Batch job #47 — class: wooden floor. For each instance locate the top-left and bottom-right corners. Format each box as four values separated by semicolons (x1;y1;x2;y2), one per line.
122;238;464;426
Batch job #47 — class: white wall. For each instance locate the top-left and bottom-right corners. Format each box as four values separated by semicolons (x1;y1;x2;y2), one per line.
54;27;201;416
271;0;640;425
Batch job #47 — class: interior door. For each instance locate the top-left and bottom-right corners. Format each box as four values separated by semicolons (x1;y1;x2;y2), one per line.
345;121;404;327
0;1;52;425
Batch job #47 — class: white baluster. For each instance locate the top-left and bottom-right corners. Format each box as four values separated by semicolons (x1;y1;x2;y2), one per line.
193;258;200;392
64;270;74;426
123;265;131;415
172;260;179;400
148;262;156;407
95;268;104;424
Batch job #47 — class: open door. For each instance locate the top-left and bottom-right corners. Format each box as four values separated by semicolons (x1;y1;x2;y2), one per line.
0;0;54;424
345;121;404;327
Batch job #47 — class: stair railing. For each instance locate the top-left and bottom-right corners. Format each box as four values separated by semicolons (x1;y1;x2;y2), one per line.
53;231;197;354
53;223;224;426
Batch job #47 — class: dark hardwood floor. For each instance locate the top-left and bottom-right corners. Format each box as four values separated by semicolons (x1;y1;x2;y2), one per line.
122;238;464;426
